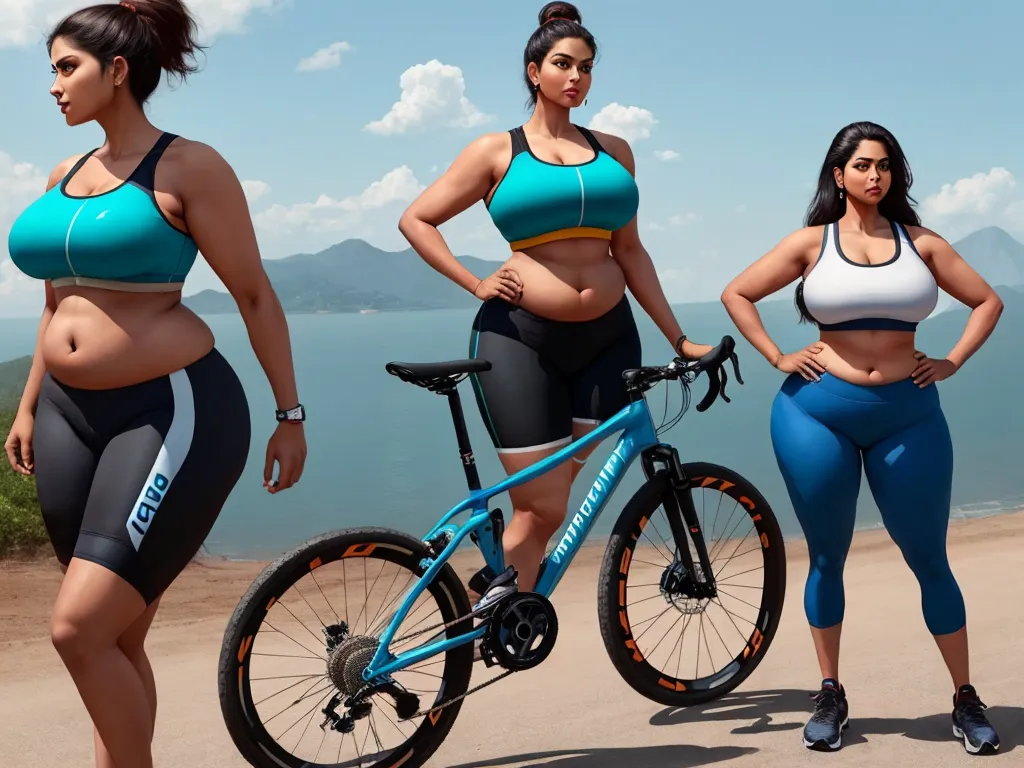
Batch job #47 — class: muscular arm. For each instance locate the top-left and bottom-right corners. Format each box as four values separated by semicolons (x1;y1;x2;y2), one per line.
913;226;1003;369
603;134;702;356
398;134;504;295
178;142;299;412
720;227;821;366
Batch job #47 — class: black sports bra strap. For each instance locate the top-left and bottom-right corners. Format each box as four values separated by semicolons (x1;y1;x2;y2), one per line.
509;126;530;158
128;132;180;191
574;125;605;155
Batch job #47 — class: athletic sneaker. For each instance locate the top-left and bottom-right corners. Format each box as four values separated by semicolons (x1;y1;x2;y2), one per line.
472;565;518;612
803;679;850;751
952;684;999;755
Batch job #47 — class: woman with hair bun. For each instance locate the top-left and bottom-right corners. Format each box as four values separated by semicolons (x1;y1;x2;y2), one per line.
3;2;306;765
400;1;715;619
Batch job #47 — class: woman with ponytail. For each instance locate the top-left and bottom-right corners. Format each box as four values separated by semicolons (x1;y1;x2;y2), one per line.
4;2;306;765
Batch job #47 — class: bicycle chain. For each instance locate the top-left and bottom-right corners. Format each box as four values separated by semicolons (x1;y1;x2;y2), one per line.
405;668;515;720
383;602;520;720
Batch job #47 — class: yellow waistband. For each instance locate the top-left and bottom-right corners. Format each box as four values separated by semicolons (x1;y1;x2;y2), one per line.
51;276;185;292
510;227;613;251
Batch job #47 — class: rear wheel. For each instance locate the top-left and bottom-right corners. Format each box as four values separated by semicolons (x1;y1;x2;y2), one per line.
598;462;786;707
218;527;475;768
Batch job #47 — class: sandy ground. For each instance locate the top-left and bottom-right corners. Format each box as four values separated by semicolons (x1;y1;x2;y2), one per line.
2;512;1023;768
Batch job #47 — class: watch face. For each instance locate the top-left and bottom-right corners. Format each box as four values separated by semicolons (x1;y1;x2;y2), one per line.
279;405;305;421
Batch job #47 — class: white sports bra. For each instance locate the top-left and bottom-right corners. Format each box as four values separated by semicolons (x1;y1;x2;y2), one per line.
800;219;938;332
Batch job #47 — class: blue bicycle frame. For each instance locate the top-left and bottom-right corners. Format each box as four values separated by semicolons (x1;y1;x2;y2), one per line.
363;396;661;681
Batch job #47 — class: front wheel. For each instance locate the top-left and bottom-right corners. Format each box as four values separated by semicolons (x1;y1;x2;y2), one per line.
597;462;786;707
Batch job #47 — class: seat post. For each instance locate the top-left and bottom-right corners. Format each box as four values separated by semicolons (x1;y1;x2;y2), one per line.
445;387;481;491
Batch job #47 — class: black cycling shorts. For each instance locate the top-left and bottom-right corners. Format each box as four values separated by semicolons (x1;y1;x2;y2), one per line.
468;296;642;453
33;348;251;605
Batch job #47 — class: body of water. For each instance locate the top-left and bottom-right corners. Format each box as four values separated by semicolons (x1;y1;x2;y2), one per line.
0;296;1020;561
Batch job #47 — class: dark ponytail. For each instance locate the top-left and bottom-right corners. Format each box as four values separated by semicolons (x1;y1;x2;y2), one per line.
48;0;204;105
523;2;598;108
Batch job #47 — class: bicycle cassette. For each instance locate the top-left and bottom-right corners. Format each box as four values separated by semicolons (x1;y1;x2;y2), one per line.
482;592;558;671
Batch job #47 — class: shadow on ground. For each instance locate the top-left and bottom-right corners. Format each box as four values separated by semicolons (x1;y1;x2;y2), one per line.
446;744;757;768
651;687;1022;754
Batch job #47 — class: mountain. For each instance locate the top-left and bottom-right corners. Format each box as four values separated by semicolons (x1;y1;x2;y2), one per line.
184;239;503;314
183;227;1024;315
948;226;1024;288
0;356;31;412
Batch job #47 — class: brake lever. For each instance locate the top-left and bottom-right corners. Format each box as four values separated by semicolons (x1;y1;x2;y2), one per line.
729;351;744;386
695;364;720;412
719;366;731;404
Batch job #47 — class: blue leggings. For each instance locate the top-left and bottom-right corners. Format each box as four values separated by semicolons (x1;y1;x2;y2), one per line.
770;372;965;636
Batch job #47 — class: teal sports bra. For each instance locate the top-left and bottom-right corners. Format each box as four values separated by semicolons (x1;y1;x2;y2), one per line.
486;125;639;252
7;132;198;293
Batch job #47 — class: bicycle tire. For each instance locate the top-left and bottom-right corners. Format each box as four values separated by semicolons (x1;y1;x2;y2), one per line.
597;462;786;707
218;526;475;768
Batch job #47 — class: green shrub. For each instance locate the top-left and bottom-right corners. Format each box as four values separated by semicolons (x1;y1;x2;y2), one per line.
0;408;51;559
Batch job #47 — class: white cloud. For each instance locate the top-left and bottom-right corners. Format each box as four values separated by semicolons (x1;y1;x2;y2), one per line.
297;41;351;72
0;0;283;48
921;168;1017;220
241;179;271;203
669;212;699;227
654;149;680;162
364;60;492;135
588;103;657;143
254;166;424;234
0;150;47;310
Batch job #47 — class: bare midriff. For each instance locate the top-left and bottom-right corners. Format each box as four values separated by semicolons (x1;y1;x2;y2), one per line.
815;329;921;385
42;286;215;390
503;236;625;322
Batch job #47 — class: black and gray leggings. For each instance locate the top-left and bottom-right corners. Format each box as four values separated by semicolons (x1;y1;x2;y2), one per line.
33;348;251;605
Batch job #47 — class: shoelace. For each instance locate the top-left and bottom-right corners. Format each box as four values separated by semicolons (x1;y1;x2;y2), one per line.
957;694;990;727
810;688;841;722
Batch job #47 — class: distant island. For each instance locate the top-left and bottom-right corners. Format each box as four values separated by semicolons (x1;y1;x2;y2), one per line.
180;226;1024;315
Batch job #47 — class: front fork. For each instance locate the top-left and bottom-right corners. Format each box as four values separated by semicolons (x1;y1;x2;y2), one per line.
641;445;717;600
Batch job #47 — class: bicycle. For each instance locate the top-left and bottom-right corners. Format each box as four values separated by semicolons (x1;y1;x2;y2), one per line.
218;334;787;768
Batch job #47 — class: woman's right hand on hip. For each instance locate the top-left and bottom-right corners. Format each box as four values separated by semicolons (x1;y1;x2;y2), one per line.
473;267;523;303
4;412;35;475
775;343;827;381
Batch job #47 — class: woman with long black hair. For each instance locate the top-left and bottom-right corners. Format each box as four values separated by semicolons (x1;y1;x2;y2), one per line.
721;121;1003;755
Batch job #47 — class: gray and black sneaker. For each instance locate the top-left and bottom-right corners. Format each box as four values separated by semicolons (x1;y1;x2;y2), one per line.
803;678;850;751
952;684;999;755
472;565;518;612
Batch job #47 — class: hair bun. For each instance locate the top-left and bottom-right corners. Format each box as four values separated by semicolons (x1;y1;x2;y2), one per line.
538;2;582;26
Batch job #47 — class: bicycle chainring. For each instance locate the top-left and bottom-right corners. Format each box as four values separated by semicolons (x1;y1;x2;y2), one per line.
483;593;558;671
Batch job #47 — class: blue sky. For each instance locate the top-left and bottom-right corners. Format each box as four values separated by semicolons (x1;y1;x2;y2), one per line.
1;0;1022;317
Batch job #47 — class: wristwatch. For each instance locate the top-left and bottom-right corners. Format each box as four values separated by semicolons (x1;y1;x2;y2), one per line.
276;404;306;423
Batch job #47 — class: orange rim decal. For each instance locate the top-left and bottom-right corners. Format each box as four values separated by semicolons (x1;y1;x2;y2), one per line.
625;638;644;662
309;557;323;570
343;543;377;558
620;548;632;574
237;635;253;662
